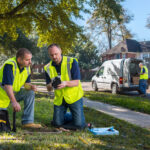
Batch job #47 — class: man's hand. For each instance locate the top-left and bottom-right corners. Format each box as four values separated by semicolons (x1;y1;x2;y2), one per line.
11;101;21;112
24;83;37;92
57;81;67;89
57;80;79;89
30;85;37;92
4;85;21;111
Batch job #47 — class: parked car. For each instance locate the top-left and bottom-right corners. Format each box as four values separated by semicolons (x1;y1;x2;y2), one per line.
91;58;144;94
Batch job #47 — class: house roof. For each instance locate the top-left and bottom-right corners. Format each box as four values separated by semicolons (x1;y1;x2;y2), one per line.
102;39;142;56
139;41;150;52
126;39;142;52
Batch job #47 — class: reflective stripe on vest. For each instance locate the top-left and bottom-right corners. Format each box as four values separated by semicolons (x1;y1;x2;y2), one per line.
44;56;83;106
67;57;72;80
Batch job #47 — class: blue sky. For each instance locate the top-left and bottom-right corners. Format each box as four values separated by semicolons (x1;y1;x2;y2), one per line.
78;0;150;42
122;0;150;41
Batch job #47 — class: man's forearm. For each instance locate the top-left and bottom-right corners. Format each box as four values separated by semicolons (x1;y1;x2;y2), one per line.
65;80;79;87
4;85;17;103
57;80;79;89
24;83;37;91
4;85;21;112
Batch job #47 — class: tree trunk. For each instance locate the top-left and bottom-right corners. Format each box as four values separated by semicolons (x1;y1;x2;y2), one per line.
107;24;112;49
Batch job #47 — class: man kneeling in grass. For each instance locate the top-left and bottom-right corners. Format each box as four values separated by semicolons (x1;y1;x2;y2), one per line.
0;48;42;130
44;44;86;130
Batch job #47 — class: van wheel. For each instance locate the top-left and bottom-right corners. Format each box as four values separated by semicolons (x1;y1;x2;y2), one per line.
112;84;118;94
92;81;98;91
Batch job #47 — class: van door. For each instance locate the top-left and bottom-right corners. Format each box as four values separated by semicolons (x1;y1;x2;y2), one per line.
102;66;112;90
123;59;130;87
96;66;105;89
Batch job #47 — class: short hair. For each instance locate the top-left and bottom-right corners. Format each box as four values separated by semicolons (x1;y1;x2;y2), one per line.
47;43;61;50
139;62;143;66
16;48;32;59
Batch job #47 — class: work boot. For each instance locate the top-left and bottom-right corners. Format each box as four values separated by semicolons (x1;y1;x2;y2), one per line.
22;123;42;129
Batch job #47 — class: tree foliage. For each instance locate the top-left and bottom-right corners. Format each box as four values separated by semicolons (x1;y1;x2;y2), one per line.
69;34;101;69
32;46;50;64
0;29;39;56
0;0;87;53
87;0;133;49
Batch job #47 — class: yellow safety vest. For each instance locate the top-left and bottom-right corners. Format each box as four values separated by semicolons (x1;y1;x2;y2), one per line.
0;57;31;108
44;56;84;106
140;66;148;80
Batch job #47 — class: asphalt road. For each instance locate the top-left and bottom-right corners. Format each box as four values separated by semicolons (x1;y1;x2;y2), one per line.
35;81;150;98
82;82;150;98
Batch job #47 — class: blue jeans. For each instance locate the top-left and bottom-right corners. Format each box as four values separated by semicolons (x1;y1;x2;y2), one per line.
139;79;147;94
0;88;35;125
53;98;86;130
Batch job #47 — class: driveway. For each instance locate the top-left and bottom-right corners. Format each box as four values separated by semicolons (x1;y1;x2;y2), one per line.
81;82;93;91
82;82;150;98
35;81;150;98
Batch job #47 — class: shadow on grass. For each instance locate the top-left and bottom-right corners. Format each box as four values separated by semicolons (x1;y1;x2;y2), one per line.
1;93;150;150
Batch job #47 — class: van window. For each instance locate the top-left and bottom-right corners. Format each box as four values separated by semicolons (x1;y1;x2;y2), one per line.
97;67;104;76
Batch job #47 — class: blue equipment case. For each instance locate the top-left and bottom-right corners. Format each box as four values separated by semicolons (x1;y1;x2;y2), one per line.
88;126;119;135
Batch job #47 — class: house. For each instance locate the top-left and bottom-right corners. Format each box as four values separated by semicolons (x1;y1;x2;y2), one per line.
139;41;150;78
101;39;142;62
101;39;150;78
31;64;45;73
139;41;150;60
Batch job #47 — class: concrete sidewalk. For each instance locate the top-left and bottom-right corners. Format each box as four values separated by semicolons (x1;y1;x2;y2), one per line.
83;97;150;129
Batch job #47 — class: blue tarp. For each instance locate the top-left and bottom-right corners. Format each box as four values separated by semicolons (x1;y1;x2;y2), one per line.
88;126;119;135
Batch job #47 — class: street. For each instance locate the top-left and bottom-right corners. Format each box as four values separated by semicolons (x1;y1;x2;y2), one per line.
81;82;150;98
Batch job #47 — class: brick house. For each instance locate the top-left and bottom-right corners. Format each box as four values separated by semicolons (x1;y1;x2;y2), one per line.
31;64;45;73
139;41;150;59
139;41;150;78
101;39;150;78
101;39;142;62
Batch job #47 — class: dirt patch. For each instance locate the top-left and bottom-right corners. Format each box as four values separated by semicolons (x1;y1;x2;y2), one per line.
81;82;93;91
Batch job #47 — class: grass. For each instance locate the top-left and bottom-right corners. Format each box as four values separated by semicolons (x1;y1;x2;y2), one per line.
0;92;150;150
84;91;150;114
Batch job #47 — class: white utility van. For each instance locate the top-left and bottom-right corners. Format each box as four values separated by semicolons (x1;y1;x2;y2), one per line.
91;58;143;94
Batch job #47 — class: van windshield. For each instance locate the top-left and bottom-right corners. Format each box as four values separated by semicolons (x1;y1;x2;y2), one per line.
97;67;104;76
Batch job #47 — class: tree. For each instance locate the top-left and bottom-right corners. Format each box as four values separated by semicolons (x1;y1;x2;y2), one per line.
0;29;40;56
69;34;101;70
0;54;8;66
0;0;87;53
87;0;133;49
32;46;50;64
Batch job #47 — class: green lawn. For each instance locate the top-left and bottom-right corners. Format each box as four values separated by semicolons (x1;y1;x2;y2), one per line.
0;92;150;150
84;91;150;114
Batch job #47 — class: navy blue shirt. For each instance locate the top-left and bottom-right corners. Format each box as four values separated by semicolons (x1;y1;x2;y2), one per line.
45;58;81;84
142;68;145;74
2;64;31;86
